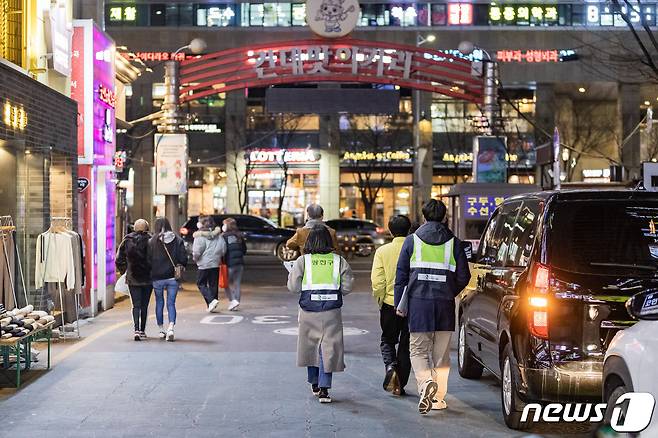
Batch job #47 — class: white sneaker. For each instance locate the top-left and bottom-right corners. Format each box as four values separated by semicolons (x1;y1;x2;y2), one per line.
418;379;438;415
166;323;175;342
158;326;166;340
432;399;447;410
207;299;219;313
228;300;240;311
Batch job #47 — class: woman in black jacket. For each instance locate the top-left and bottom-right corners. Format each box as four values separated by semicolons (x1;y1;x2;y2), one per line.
116;219;152;341
148;217;187;341
222;218;247;311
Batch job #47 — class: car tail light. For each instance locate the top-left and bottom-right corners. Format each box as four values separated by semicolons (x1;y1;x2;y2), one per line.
528;263;550;339
179;227;188;236
376;226;385;234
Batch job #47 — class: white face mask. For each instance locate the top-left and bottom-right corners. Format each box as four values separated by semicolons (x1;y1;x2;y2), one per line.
197;222;203;229
222;224;228;232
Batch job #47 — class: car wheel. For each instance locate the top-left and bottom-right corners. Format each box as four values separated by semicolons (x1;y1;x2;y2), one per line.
603;382;628;426
457;320;483;379
276;243;298;261
501;343;529;430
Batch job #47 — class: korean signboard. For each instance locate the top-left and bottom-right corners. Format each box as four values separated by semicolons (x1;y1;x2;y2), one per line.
248;149;320;164
464;196;506;219
71;21;116;165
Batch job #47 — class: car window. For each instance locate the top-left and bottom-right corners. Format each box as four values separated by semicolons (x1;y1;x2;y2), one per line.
506;200;542;267
326;220;342;230
478;202;522;266
549;199;658;275
360;221;377;231
234;216;264;231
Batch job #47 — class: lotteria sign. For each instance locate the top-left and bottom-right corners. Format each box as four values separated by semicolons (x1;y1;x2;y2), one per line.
248;149;320;164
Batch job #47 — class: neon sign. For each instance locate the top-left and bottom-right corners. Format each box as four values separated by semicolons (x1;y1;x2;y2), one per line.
249;149;319;164
489;5;558;26
448;3;472;25
108;6;137;22
342;151;411;162
98;84;116;108
122;52;193;62
3;101;28;131
496;49;560;63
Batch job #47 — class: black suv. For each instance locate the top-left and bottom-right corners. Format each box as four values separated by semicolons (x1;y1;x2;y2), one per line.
325;219;390;257
180;214;298;261
458;190;658;429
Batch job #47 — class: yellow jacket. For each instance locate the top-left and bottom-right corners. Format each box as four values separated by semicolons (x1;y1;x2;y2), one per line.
371;237;406;307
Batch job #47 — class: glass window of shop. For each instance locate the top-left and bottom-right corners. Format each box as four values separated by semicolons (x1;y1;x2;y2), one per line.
188;168;228;216
104;2;657;28
339;172;412;226
248;170;318;226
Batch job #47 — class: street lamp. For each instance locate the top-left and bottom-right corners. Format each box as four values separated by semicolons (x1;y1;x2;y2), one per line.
459;40;500;183
411;34;435;221
160;38;206;229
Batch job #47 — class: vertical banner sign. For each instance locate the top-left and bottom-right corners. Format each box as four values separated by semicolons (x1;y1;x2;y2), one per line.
475;136;508;183
155;134;188;195
553;127;561;189
71;26;86;158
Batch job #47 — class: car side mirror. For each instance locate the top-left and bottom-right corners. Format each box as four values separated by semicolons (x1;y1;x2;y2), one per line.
626;290;658;321
462;241;475;263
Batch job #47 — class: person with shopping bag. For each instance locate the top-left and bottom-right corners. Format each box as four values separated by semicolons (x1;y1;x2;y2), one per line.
220;218;247;311
148;217;187;341
287;225;354;404
192;216;226;312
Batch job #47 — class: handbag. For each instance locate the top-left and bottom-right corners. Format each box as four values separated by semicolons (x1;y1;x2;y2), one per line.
219;263;229;289
162;240;185;281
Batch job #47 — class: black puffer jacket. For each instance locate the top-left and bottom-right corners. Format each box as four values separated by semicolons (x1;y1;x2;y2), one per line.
148;231;187;281
222;231;247;267
116;231;152;286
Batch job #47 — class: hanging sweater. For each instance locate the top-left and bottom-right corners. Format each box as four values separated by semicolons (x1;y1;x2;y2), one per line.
35;232;76;291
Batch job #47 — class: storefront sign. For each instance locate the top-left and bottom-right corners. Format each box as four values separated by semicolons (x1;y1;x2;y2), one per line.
108;5;137;23
427;48;576;63
250;45;414;81
442;152;518;164
122;52;193;62
3;101;28;131
583;168;611;179
306;0;360;38
72;22;116;164
249;149;319;164
342;151;411;162
98;84;116;107
448;3;473;25
44;0;72;76
489;5;559;26
464;196;506;219
155;133;188;195
77;177;90;193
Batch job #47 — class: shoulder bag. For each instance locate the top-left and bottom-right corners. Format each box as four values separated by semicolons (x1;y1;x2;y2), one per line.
162;240;185;281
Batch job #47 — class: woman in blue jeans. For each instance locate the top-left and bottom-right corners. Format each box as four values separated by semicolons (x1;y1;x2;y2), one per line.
148;218;187;341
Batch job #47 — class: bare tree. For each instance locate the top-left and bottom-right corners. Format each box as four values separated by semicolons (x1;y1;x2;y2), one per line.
559;101;618;181
610;0;658;81
226;113;253;214
273;114;304;226
341;114;411;220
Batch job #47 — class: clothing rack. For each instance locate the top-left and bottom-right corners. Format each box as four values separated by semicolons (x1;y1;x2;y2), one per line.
0;216;28;308
41;217;81;339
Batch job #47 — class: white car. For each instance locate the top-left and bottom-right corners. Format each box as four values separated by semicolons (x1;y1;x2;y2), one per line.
603;290;658;436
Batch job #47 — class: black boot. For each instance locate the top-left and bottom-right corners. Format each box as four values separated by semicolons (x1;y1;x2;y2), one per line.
383;364;400;394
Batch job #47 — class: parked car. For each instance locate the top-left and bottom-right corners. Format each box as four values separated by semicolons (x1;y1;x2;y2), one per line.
603;290;658;436
325;219;390;257
457;190;658;430
180;214;299;261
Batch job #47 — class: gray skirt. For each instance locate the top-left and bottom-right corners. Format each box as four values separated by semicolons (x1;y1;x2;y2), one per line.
297;308;345;373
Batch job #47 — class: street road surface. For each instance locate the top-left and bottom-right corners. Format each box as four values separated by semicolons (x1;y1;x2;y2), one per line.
0;256;594;437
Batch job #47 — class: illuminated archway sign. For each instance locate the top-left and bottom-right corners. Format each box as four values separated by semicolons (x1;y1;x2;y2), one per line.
179;38;485;104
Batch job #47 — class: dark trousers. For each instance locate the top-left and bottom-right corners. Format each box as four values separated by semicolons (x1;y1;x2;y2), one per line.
129;285;152;332
380;303;411;389
197;268;219;305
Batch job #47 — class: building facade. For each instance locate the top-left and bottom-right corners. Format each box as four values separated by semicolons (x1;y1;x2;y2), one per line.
81;1;657;226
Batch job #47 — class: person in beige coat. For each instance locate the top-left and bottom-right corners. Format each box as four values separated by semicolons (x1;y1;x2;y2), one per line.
287;225;353;404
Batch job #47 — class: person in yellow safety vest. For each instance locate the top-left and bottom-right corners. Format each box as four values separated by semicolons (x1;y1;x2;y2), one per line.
287;225;354;404
394;199;471;415
371;214;412;396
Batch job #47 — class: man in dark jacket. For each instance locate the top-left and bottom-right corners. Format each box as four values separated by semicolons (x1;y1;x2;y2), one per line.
394;200;471;415
116;219;152;341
